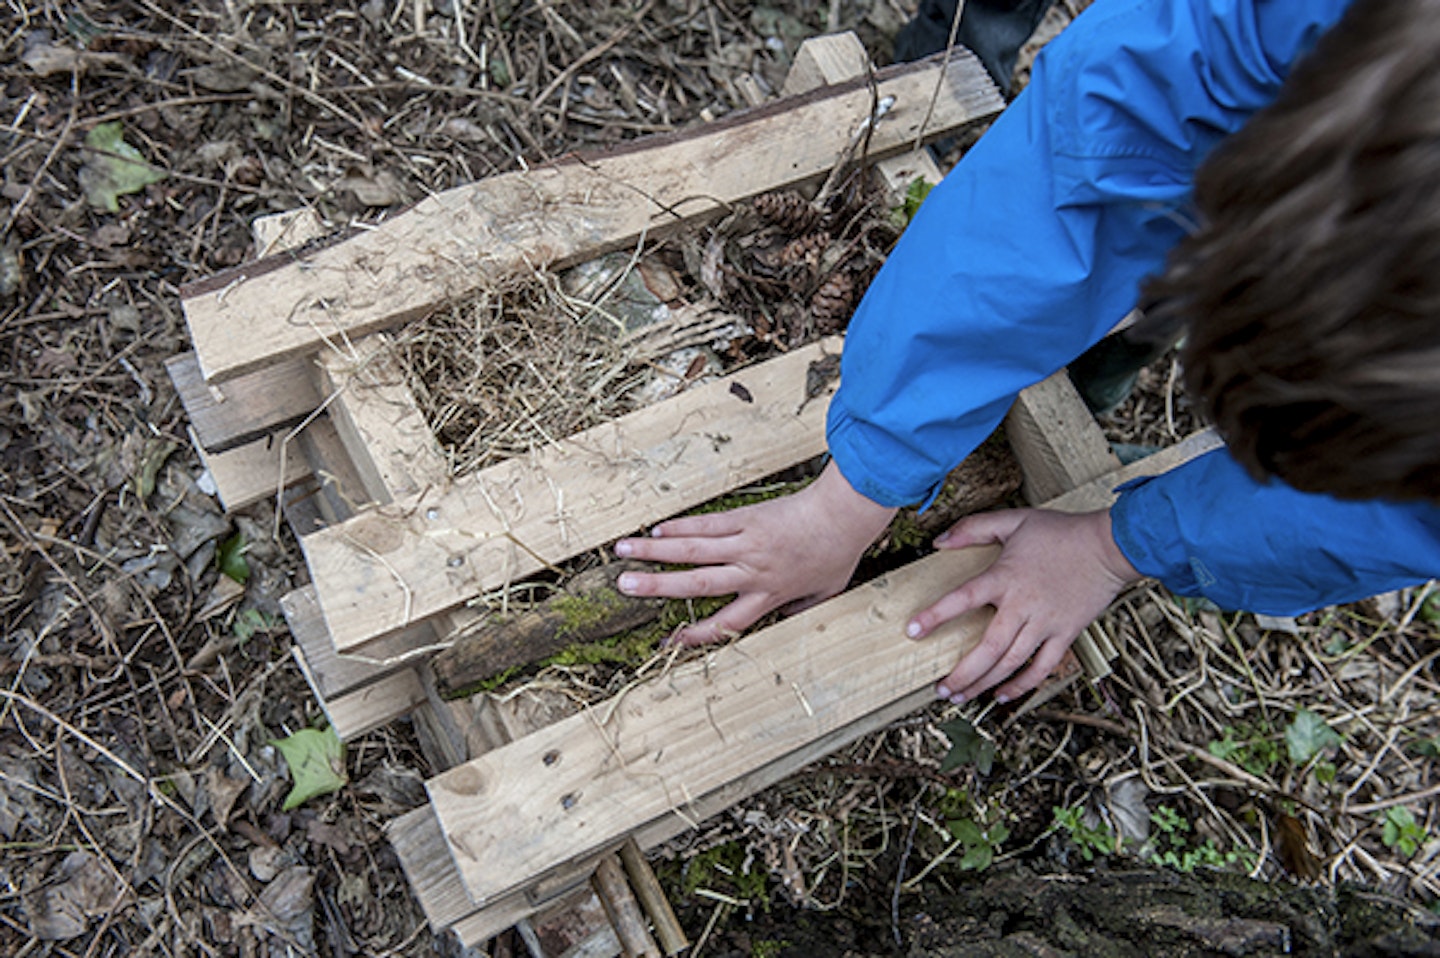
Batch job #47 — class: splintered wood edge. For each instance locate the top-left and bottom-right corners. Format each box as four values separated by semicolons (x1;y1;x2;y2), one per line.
307;338;844;655
181;51;1002;385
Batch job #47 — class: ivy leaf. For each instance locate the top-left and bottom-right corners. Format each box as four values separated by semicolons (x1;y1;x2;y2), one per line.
80;122;167;212
271;727;347;810
948;817;984;845
937;717;995;775
217;532;250;584
959;842;993;871
1285;709;1342;765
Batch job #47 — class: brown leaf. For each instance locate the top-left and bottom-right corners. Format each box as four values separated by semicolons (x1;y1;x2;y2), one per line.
1274;811;1322;882
23;851;132;941
204;767;250;828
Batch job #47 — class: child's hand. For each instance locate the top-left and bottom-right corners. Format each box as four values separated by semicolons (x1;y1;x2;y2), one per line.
613;461;896;644
907;508;1141;704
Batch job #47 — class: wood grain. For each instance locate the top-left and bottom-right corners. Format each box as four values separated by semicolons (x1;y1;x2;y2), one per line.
305;338;843;654
181;53;1001;384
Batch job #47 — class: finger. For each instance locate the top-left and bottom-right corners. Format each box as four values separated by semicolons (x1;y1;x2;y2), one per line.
933;509;1029;549
616;565;748;600
992;634;1073;703
614;533;743;566
957;620;1049;702
906;573;1003;640
670;592;774;645
649;511;746;539
934;607;1025;702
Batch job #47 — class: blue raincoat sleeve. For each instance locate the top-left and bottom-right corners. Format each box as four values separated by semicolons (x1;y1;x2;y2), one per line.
1111;450;1440;614
826;0;1440;612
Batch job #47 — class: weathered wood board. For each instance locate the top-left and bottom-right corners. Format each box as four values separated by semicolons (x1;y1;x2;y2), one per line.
180;52;1002;384
425;542;1001;906
306;338;842;654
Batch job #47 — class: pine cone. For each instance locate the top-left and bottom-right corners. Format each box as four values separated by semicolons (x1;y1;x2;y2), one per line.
777;231;829;269
753;190;822;235
809;271;857;334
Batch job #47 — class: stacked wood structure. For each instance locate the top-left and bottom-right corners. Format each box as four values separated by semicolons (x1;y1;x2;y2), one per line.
169;35;1219;954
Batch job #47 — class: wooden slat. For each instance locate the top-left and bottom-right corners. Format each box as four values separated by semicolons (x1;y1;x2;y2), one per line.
408;432;1226;910
167;352;319;454
313;335;449;503
1006;370;1122;505
782;32;944;200
425;542;1001;905
1046;428;1221;514
198;429;314;512
181;53;1002;385
306;338;843;654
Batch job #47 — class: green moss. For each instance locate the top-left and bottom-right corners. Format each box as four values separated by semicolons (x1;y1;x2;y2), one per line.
752;939;791;958
681;841;769;904
551;589;628;638
684;478;811;516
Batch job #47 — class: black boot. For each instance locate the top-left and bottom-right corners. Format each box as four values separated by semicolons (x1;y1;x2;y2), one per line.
894;0;1056;92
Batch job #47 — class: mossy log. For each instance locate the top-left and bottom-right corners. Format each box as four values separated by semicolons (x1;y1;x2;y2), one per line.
432;560;664;695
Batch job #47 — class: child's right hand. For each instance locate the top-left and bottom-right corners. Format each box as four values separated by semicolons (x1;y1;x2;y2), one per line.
612;460;897;644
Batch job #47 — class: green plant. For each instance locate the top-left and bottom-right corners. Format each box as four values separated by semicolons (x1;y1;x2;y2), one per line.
1148;804;1256;873
1381;807;1427;857
1052;803;1120;861
894;176;935;226
1208;723;1282;778
948;816;1010;871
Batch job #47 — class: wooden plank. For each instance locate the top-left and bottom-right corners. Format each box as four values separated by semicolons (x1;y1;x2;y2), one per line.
167;352;319;454
1006;371;1122;505
318;664;428;740
306;338;843;655
181;53;1002;385
1046;428;1221;514
782;32;945;200
425;542;1002;906
410;434;1219;912
198;429;314;512
313;335;449;503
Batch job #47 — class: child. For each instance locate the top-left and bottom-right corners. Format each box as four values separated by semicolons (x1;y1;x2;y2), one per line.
615;0;1440;706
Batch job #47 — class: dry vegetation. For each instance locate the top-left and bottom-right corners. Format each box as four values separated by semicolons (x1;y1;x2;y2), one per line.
2;0;1439;956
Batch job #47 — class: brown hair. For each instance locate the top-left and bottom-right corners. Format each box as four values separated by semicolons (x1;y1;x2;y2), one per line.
1147;0;1440;502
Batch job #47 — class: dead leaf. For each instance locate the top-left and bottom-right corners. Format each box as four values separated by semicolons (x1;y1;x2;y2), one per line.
203;767;250;828
1275;811;1322;882
339;167;404;207
23;851;133;941
22;33;126;77
240;865;314;941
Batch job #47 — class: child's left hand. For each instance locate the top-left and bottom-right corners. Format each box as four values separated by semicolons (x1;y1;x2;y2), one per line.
906;508;1141;704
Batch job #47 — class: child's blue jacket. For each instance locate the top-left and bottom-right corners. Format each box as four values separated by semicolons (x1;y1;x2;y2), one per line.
826;0;1440;614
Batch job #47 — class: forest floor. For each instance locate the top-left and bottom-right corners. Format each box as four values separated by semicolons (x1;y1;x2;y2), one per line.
3;1;1440;956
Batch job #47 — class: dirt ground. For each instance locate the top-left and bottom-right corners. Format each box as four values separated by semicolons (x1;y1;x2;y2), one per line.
3;1;1440;957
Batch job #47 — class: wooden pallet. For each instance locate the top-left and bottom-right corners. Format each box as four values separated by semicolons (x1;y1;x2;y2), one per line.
164;34;1208;951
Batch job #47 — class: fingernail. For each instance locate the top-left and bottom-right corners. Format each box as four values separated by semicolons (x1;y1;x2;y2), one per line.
649;526;663;538
949;692;967;705
614;540;632;557
906;621;922;639
934;531;950;546
617;573;638;594
995;693;1011;705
